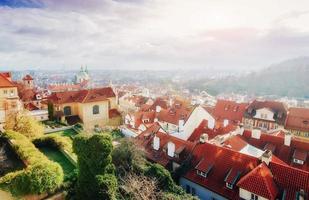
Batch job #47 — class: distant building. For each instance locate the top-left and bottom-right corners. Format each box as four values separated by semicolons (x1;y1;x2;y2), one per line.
285;107;309;139
212;99;248;125
0;72;22;130
243;100;288;131
47;87;121;130
75;66;90;84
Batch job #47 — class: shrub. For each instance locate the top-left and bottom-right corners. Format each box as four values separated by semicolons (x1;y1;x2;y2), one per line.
73;134;117;200
0;130;64;196
33;134;73;155
4;111;44;139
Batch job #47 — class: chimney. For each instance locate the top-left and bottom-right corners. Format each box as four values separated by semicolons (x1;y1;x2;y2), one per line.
223;119;229;127
153;136;160;150
261;150;272;165
178;119;184;132
208;118;215;129
200;133;208;143
284;132;292;146
156;106;161;113
299;189;306;200
252;129;261;139
167;142;175;157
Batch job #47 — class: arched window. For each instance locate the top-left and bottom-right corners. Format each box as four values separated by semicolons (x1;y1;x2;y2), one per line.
63;106;72;116
93;105;99;115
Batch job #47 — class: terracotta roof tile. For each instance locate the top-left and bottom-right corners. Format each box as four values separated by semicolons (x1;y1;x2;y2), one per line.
0;72;15;88
285;107;309;132
237;163;278;200
48;87;115;104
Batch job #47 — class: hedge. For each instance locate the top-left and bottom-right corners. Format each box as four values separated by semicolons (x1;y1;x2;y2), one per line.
0;130;64;196
33;134;73;155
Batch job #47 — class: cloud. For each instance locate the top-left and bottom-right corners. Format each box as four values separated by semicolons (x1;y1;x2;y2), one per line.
0;0;309;70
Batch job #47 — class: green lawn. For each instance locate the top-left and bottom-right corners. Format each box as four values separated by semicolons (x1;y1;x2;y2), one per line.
48;129;78;138
38;146;75;177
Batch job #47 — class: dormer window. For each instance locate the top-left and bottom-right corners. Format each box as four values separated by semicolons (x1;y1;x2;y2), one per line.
224;168;241;190
195;159;213;178
292;149;307;165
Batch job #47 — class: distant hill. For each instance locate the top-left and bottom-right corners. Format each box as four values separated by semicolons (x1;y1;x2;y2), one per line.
196;57;309;98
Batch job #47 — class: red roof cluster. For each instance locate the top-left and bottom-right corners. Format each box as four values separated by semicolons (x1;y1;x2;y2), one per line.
241;130;309;172
136;123;194;166
185;142;259;199
48;87;115;104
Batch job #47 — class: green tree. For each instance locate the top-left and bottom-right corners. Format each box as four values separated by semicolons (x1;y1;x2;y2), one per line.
73;134;117;200
48;101;54;120
112;139;146;174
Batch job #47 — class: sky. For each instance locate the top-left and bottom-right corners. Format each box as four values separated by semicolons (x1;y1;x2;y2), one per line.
0;0;309;71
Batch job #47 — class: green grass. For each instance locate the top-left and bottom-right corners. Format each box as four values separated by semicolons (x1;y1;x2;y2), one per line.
38;146;75;177
48;129;78;138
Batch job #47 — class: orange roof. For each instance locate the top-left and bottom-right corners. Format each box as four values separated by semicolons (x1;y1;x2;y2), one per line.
157;107;191;125
237;163;278;200
184;142;259;199
48;87;115;104
0;72;15;88
285;107;309;132
213;100;248;124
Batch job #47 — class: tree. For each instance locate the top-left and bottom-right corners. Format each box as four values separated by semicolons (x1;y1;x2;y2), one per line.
112;138;146;174
118;173;160;200
47;101;54;121
73;134;117;200
4;111;44;139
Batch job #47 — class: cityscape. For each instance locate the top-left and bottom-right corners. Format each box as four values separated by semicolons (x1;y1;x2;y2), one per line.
0;1;309;200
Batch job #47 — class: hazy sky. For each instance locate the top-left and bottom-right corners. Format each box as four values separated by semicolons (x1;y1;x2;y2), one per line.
1;0;309;71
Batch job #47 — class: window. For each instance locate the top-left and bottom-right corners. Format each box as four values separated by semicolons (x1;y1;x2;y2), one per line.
10;90;14;95
3;90;7;94
93;105;99;115
226;182;233;189
197;170;207;178
191;187;196;195
63;106;72;116
251;193;258;200
186;185;191;193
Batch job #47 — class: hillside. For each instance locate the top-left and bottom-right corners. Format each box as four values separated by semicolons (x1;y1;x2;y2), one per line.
191;57;309;98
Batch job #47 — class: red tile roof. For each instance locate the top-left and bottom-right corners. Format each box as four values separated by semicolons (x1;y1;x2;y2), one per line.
157;107;191;125
213;100;248;124
22;74;33;81
269;162;309;200
241;130;309;172
188;119;237;142
184;142;259;199
237;163;278;200
285;107;309;132
0;72;15;88
48;87;115;104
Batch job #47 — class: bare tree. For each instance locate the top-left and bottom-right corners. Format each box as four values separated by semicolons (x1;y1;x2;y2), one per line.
118;173;162;200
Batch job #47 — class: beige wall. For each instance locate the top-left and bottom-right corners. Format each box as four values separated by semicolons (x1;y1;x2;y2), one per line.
239;188;268;200
80;101;109;130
